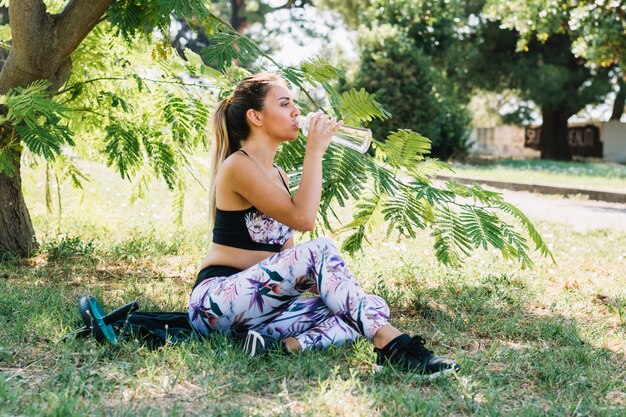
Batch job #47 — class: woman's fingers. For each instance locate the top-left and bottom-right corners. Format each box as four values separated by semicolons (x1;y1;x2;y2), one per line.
311;113;340;136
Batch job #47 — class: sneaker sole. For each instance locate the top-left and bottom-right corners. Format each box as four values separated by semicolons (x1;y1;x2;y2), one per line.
374;364;459;381
243;330;265;357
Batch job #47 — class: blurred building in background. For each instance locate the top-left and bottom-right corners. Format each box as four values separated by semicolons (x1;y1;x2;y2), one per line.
469;121;626;162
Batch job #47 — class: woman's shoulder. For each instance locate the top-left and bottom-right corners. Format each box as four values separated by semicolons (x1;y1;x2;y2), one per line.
220;151;255;178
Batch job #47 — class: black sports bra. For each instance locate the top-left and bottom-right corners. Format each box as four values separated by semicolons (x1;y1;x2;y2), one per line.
211;150;295;252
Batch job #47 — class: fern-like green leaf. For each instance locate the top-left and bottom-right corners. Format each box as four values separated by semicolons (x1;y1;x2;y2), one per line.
300;58;342;86
200;33;263;70
318;145;368;228
412;181;456;205
338;88;391;126
460;206;504;250
1;80;75;160
98;91;135;113
431;206;473;268
377;129;431;168
499;221;533;269
381;189;429;238
337;193;386;235
104;122;142;180
62;161;90;190
157;0;211;21
163;95;193;143
341;225;366;255
17;120;74;161
367;163;399;195
495;200;555;262
280;66;306;90
409;158;453;182
151;141;177;190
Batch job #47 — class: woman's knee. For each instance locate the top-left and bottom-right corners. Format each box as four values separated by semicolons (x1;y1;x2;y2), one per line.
367;294;391;318
311;236;337;252
295;237;337;255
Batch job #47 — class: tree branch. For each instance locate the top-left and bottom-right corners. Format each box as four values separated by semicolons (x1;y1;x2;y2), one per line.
9;0;47;52
55;0;114;61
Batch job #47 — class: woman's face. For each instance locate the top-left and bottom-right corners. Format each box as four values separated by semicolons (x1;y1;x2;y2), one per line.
257;83;301;142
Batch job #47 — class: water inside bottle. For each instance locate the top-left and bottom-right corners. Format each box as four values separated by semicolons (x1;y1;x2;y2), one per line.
296;114;372;153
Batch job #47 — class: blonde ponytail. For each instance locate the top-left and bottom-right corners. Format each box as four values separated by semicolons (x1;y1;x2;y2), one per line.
207;73;284;230
208;99;233;229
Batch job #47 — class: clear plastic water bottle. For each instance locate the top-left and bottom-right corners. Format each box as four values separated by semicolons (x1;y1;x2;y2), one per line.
296;113;372;154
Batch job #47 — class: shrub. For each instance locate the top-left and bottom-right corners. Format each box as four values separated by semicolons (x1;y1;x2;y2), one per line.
349;26;471;160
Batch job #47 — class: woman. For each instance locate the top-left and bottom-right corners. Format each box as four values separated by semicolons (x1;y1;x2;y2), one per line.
188;72;460;376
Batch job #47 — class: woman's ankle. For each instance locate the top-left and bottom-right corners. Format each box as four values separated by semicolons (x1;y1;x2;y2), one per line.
283;337;302;352
372;324;403;350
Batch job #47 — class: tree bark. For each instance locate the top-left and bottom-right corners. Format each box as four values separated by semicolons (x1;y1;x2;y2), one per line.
540;108;572;161
0;0;113;256
0;142;37;257
610;79;626;121
230;0;248;33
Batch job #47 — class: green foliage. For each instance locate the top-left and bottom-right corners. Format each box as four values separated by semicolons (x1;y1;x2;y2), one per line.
104;121;142;180
299;58;343;85
0;81;74;169
43;235;95;262
348;27;471;159
106;0;213;42
571;1;626;68
377;129;431;168
0;2;552;268
337;88;391;126
478;1;614;115
200;32;264;70
485;0;626;70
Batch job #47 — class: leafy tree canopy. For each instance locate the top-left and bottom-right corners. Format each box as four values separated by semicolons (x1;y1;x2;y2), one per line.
0;0;552;268
485;0;626;70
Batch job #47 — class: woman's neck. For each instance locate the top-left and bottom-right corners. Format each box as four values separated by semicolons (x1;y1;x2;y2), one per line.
240;138;280;170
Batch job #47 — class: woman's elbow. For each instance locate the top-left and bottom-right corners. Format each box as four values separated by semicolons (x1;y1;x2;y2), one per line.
300;221;316;232
292;215;316;231
293;220;315;232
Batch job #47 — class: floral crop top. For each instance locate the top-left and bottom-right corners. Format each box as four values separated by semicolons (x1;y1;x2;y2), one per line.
211;152;295;252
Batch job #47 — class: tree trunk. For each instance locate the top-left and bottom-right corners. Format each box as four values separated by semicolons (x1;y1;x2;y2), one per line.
0;146;37;257
0;0;113;257
610;79;626;121
540;108;572;161
230;0;248;33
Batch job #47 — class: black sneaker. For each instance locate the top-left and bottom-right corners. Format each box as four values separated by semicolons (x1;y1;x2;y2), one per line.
243;330;285;357
374;334;460;378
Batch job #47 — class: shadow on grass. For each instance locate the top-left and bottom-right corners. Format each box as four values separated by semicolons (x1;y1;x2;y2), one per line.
1;263;624;416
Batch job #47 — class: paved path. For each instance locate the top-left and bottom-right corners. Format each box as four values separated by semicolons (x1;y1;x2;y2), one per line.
492;188;626;232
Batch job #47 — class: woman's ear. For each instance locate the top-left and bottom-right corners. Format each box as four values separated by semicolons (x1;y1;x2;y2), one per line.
246;109;263;127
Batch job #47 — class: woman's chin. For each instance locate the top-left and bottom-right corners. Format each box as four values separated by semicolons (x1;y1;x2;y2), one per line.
283;134;300;143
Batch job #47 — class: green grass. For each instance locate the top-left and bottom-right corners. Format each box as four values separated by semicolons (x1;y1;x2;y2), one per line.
1;161;625;416
448;159;626;192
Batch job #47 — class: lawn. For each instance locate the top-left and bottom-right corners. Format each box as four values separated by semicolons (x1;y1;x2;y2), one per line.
1;161;625;416
448;159;626;193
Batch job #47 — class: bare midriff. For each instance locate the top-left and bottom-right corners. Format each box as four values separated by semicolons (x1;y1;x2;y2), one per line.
199;242;276;271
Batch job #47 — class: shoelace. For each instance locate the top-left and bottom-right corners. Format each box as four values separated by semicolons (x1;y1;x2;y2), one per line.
408;336;432;357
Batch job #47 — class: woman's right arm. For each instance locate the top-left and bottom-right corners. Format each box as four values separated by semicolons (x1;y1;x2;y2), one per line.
223;113;339;231
289;148;325;230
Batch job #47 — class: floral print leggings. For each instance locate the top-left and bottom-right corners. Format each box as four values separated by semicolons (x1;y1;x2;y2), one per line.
188;237;390;351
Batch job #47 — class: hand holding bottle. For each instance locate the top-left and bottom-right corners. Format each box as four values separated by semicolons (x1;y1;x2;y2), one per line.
297;112;372;154
302;112;342;154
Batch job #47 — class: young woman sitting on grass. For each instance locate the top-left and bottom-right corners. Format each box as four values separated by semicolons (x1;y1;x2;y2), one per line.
188;72;460;376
